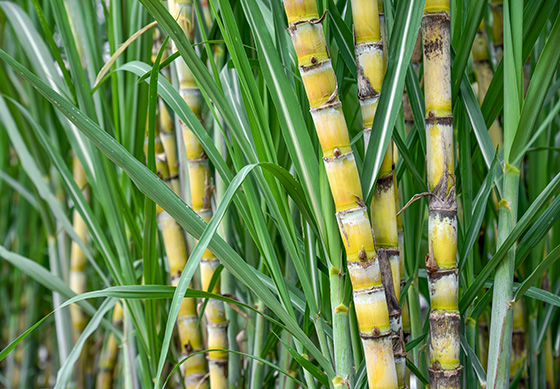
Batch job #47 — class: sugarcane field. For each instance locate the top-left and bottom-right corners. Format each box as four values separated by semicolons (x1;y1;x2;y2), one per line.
1;0;560;387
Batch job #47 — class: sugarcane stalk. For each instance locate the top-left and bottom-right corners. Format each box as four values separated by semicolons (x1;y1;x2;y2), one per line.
510;300;527;387
97;302;123;389
350;0;405;385
330;266;354;387
472;22;503;148
213;106;240;389
544;327;555;388
422;2;462;387
168;2;228;386
490;0;504;63
154;131;209;389
149;30;209;388
69;156;88;338
68;156;91;388
487;166;519;389
283;1;398;387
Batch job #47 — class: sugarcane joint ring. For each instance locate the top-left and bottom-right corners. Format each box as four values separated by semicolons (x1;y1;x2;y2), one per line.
299;58;329;73
428;364;463;377
309;100;342;113
349;256;380;271
359;329;392;340
424;115;453;126
208;321;230;328
352;284;384;295
427;267;458;278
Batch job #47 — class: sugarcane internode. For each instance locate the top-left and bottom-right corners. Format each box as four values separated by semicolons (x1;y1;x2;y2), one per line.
284;0;398;387
423;1;462;388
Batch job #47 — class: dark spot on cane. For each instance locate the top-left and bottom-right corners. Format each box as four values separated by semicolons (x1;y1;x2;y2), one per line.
359;247;367;261
333;147;341;157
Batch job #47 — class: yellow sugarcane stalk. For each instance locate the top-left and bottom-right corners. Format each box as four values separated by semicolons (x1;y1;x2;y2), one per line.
510;300;526;385
283;1;397;387
422;1;462;387
97;302;123;389
544;328;554;388
69;156;91;388
490;0;503;62
150;30;210;388
351;1;405;385
168;2;228;387
152;128;209;389
472;21;503;148
69;156;88;336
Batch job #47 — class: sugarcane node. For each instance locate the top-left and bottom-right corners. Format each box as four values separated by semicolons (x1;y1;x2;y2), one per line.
428;365;463;388
299;58;328;73
384;248;399;257
184;342;194;354
429;267;458;280
208;320;229;328
372;326;381;337
376;173;394;190
353;284;384;295
425;115;453;126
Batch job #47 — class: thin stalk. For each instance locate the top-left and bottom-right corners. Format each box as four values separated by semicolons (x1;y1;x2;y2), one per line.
68;155;89;387
213;114;241;388
422;1;461;387
544;328;555;388
487;166;520;388
330;267;354;386
487;0;523;385
47;235;72;371
283;1;398;387
471;22;503;148
97;303;124;389
168;1;228;387
249;299;265;389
